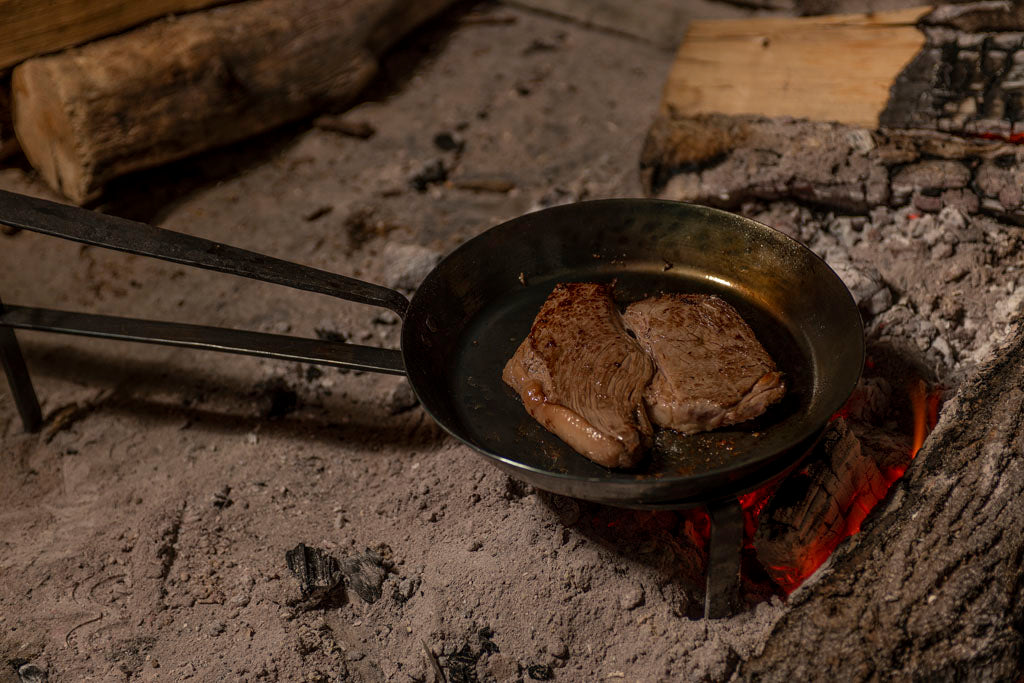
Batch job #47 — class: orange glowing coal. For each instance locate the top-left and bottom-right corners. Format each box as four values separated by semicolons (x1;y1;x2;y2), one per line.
909;379;942;459
677;380;946;599
752;381;944;595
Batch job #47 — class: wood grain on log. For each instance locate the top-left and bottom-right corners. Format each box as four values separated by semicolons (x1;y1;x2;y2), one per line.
0;0;238;71
660;8;929;129
11;0;455;204
741;323;1024;680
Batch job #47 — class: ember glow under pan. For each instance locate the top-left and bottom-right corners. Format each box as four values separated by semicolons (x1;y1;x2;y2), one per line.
0;193;863;509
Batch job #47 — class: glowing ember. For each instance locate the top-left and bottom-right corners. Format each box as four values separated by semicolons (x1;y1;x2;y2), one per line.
670;379;946;601
909;379;942;459
763;381;944;594
975;131;1024;144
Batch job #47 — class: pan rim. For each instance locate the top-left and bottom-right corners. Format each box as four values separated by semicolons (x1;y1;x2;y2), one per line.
402;198;865;497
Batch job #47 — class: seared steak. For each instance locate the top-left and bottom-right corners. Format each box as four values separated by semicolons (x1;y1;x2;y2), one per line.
622;294;785;434
503;283;654;468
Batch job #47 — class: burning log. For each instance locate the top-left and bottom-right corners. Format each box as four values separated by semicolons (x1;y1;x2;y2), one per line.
10;0;456;204
641;4;1024;224
753;418;902;591
640;112;1024;222
740;323;1024;679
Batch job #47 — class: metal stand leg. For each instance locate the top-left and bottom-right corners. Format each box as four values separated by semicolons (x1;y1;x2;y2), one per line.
704;497;744;619
0;297;42;432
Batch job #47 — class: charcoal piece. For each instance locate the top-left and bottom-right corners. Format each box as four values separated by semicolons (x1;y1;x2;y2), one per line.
445;643;480;683
254;378;299;419
527;663;553;680
302;205;333;222
409;159;448;192
478;626;499;654
17;663;48;683
339;549;387;604
285;544;344;607
267;388;298;418
314;328;348;343
433;131;464;152
211;485;232;509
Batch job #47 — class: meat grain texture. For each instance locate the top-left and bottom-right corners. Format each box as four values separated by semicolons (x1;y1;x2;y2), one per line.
505;288;785;467
502;282;654;468
623;294;785;435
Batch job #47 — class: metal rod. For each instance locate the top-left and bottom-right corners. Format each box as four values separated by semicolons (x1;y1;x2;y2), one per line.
0;305;406;375
0;189;410;317
0;297;42;432
704;497;745;619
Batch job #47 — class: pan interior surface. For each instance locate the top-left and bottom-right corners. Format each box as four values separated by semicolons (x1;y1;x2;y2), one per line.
452;270;811;481
403;200;863;505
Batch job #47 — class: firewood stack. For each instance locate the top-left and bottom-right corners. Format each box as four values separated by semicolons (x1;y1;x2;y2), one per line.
0;0;456;204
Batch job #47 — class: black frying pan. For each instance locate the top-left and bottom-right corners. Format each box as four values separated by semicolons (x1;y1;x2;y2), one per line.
0;193;863;509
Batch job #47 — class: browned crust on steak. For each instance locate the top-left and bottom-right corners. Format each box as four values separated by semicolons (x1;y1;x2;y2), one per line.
622;293;785;435
502;283;654;468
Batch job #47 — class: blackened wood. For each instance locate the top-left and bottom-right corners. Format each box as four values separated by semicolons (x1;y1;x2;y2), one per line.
286;544;344;606
740;323;1024;681
640;113;892;213
641;111;1024;223
753;419;898;588
881;7;1024;137
339;549;387;604
922;2;1024;33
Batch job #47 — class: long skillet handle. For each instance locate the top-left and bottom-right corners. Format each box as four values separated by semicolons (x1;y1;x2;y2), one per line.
0;189;408;374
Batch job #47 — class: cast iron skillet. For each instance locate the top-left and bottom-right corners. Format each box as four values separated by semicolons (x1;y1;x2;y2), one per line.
0;193;863;508
404;200;863;507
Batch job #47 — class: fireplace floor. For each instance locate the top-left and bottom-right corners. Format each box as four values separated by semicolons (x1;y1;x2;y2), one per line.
3;2;1023;682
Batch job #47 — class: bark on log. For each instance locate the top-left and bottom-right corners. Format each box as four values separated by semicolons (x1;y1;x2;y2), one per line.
740;323;1024;680
0;0;238;71
641;111;1024;223
10;0;456;204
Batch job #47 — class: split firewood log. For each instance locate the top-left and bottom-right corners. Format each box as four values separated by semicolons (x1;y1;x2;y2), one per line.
11;0;456;204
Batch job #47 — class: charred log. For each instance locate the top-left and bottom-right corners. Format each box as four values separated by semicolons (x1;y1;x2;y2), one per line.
740;322;1024;680
753;418;905;590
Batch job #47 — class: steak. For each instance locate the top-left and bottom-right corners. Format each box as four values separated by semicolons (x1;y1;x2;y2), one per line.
502;282;654;468
622;294;785;434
